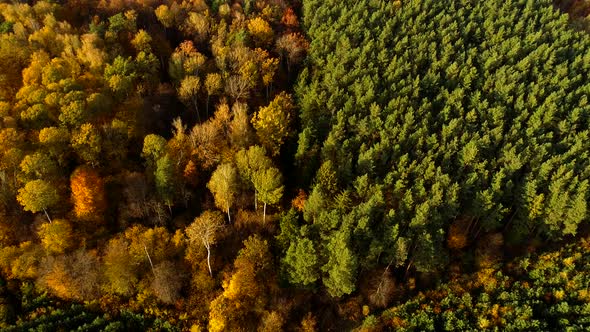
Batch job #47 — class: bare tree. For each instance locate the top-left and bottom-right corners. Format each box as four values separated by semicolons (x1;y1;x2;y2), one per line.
186;210;225;276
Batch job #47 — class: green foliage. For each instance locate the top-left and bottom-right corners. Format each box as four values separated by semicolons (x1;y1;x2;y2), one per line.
2;0;589;330
370;237;590;331
293;0;590;295
155;154;177;208
283;237;319;286
104;56;136;97
321;230;357;297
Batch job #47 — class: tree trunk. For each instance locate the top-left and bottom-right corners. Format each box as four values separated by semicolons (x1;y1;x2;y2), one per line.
206;94;210;118
263;202;267;225
254;191;257;211
193;97;200;123
43;208;52;224
227;207;231;223
144;244;156;276
206;245;212;276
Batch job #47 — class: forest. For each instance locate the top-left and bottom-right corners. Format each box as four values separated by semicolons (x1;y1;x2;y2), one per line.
0;0;589;330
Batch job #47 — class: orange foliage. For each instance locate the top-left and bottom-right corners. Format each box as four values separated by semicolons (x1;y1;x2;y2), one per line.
300;312;318;332
183;159;199;186
70;167;106;221
292;189;307;212
281;7;299;29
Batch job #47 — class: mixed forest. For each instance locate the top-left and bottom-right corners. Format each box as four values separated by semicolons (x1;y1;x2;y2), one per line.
0;0;589;330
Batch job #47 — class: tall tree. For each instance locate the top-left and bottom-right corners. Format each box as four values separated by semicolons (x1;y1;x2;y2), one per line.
235;145;273;210
178;75;202;121
251;92;294;156
154;155;177;212
252;167;283;224
71;123;101;166
283;237;319;286
186;210;224;276
207;163;238;222
204;73;223;117
70;167;106;221
37;219;74;254
17;179;59;223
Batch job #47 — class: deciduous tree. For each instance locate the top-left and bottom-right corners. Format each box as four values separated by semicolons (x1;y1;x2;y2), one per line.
186;210;224;276
17;179;59;223
70;166;106;221
251;92;294;156
207;163;238;222
252;167;283;224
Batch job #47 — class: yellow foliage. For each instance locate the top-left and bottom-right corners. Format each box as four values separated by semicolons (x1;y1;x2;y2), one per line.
251;92;294;156
554;289;565;301
247;17;273;47
224;263;259;301
478;317;490;329
208;295;228;332
43;259;71;299
0;241;42;279
38;219;74;254
190;324;202;332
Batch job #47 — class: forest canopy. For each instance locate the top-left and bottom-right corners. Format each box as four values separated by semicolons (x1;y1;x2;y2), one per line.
292;0;590;296
0;0;588;330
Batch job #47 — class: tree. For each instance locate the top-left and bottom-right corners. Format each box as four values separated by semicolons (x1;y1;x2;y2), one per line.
57;98;85;128
38;250;101;301
104;56;136;97
17;180;59;223
186;210;224;276
251;92;294;156
37;219;74;255
178;75;202;121
204;73;223;116
235;145;273;209
142;134;167;161
154;155;177;211
252;167;283;224
247;17;273;47
259;311;284;332
300;312;318;332
255;48;279;99
283;237;319;286
39;127;70;164
19;152;58;181
229;102;255;149
225;75;251;101
151;260;185;304
322;230;358;297
134;51;159;94
155;5;174;29
183;12;210;43
103;237;138;296
281;7;299;30
207;163;238;222
70;167;106;221
71;123;101;166
169;41;206;83
131;29;152;53
275;33;308;74
234;235;272;273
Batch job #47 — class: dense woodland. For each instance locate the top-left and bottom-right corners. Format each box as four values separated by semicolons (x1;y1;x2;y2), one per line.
0;0;589;330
